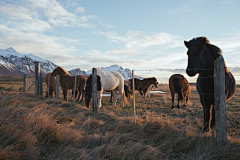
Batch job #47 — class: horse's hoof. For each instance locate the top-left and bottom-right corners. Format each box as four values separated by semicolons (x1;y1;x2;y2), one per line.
177;105;180;109
202;126;210;132
171;106;174;109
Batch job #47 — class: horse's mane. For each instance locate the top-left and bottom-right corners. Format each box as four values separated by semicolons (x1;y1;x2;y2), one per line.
190;37;223;57
193;37;231;73
57;66;71;76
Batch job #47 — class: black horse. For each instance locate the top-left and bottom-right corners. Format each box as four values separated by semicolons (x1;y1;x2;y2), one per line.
85;75;101;108
184;37;236;132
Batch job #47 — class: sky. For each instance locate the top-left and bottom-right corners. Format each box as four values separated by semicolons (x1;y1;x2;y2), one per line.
0;0;240;73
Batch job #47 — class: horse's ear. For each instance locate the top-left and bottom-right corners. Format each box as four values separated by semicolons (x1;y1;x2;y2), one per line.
184;41;190;48
201;37;209;45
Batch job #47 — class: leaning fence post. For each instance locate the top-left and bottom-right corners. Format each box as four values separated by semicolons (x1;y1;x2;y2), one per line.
23;75;27;92
132;70;136;124
73;75;77;103
92;68;98;111
56;74;60;99
34;62;40;95
214;55;227;145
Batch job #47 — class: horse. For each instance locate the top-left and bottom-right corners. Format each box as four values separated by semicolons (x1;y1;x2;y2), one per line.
184;36;236;132
45;73;56;98
146;84;154;97
110;84;131;103
85;70;126;109
129;77;158;99
169;74;190;109
51;67;86;102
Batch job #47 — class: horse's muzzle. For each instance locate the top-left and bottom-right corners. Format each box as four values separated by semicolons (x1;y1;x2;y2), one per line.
186;69;197;77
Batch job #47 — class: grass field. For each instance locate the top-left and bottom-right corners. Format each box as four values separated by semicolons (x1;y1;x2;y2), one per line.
0;77;240;159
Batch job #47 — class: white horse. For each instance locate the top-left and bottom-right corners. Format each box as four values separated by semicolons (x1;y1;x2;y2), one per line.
85;70;125;109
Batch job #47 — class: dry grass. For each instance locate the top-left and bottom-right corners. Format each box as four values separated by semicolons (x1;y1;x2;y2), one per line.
0;83;239;160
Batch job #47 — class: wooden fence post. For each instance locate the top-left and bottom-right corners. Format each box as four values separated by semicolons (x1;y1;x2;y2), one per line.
39;73;43;96
34;62;40;95
73;75;77;103
56;74;60;99
214;55;227;145
47;73;50;98
132;70;136;124
92;68;98;111
23;75;27;92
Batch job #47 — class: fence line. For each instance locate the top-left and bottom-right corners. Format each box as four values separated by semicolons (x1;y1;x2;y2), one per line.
20;64;239;141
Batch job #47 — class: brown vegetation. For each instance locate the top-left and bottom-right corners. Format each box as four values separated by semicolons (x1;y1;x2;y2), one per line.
0;82;239;159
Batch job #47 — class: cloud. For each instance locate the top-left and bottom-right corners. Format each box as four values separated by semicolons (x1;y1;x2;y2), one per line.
0;2;51;32
24;0;94;27
101;31;182;50
76;7;85;13
0;24;82;63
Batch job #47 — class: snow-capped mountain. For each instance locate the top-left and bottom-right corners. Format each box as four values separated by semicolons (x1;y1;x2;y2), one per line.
0;47;57;76
68;68;87;76
86;64;143;80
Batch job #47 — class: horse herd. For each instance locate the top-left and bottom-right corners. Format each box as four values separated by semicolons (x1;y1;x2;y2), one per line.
45;37;236;132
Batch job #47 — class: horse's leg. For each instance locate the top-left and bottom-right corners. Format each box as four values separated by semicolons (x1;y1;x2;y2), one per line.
62;89;65;101
210;105;215;129
97;89;103;109
50;87;53;98
139;90;144;98
119;87;125;108
75;87;80;102
64;89;68;101
46;90;48;98
177;93;181;109
143;89;147;99
171;92;174;109
71;90;73;100
79;88;84;103
110;91;113;103
112;89;118;107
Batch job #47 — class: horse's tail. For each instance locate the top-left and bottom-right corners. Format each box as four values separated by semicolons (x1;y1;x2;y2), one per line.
173;77;184;101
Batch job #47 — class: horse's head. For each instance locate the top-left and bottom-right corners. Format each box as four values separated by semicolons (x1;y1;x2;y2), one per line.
184;37;211;77
152;77;158;88
51;67;70;77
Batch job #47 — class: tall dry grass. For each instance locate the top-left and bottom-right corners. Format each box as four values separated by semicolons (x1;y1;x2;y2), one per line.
0;88;240;159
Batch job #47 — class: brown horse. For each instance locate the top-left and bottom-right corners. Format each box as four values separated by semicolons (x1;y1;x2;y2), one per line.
51;67;86;102
45;73;56;98
169;74;190;109
129;77;158;99
184;37;236;132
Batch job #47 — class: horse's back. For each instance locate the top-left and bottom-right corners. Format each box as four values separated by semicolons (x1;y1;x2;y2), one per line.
97;70;124;90
169;74;189;93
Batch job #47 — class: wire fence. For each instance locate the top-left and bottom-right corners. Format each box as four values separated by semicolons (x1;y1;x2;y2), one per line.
132;67;239;140
21;61;240;141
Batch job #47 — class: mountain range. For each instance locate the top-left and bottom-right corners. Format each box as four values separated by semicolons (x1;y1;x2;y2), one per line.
0;47;57;76
0;47;137;79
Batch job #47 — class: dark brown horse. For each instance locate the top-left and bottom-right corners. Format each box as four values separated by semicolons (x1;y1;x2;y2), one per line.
184;37;236;132
45;73;56;98
129;77;158;99
169;74;190;109
51;67;86;102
